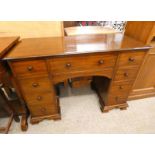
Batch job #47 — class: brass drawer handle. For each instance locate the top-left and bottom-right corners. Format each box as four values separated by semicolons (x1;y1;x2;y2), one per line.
128;57;135;62
27;66;33;71
98;60;104;65
32;83;39;87
36;96;42;101
66;63;71;68
40;108;46;113
119;85;123;89
124;72;128;77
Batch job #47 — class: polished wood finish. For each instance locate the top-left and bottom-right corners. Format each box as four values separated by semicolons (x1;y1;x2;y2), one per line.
109;81;132;98
117;51;145;67
9;60;61;123
0;37;19;58
125;21;155;44
4;34;150;124
11;59;48;78
49;53;117;75
114;66;139;81
125;22;155;100
18;77;52;94
92;49;147;112
65;26;123;88
129;43;155;100
71;77;92;88
65;26;119;36
4;34;150;60
65;26;119;88
52;68;114;84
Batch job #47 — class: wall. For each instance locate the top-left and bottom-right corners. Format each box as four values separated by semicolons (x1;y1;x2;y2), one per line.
0;21;64;38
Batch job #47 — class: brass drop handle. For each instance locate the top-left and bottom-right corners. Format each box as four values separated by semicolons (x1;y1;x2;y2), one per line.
32;83;39;87
66;63;71;68
36;96;42;101
124;72;128;77
128;57;135;62
40;108;46;113
119;85;123;89
27;66;33;71
98;60;104;65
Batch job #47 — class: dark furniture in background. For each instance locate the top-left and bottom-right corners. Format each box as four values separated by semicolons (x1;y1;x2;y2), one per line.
0;37;28;132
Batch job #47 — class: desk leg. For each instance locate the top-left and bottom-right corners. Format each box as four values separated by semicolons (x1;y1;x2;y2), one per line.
21;113;28;131
97;91;128;112
100;103;128;112
13;115;20;122
11;77;29;131
120;107;127;110
91;79;128;112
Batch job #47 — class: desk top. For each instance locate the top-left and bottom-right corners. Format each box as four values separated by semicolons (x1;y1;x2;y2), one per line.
65;26;119;36
0;37;19;59
4;34;151;60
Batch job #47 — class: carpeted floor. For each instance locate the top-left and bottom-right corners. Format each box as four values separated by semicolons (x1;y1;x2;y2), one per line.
1;86;155;134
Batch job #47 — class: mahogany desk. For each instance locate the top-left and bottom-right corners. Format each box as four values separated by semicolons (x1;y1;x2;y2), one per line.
4;34;151;125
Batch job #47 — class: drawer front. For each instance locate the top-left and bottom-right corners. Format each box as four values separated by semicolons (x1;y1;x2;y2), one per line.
107;96;127;106
52;68;114;84
29;104;58;117
18;77;52;94
22;92;56;106
109;81;132;98
114;67;139;82
71;77;92;88
49;53;117;75
118;51;145;67
11;60;48;78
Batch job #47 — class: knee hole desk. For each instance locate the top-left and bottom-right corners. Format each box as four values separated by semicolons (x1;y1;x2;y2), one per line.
3;34;151;129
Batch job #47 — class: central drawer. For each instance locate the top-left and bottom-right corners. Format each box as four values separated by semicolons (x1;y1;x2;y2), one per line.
49;53;117;75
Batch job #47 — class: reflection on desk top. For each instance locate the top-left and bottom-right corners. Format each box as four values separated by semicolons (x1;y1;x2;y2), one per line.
65;26;119;36
4;34;151;60
0;37;20;59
